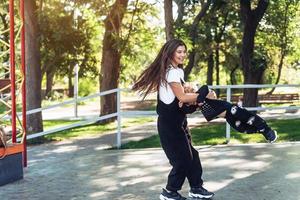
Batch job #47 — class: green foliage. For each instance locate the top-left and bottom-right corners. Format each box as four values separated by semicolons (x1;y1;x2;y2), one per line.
39;0;100;91
0;0;9;72
250;48;268;72
258;0;300;83
45;90;64;100
119;1;164;87
171;0;300;86
2;0;300;95
78;78;98;96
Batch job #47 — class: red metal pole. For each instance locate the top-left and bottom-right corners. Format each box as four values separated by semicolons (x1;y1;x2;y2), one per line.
9;0;17;143
20;0;27;167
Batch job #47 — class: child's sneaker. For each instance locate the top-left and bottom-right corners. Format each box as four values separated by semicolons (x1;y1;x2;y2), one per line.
263;129;278;143
159;188;187;200
188;186;214;199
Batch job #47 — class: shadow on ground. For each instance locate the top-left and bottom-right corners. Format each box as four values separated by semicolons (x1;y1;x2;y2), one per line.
0;137;299;200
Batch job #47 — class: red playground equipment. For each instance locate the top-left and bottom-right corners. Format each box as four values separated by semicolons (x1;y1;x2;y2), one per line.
0;0;27;185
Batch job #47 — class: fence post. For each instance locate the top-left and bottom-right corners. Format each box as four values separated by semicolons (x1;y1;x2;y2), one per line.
117;88;121;149
226;86;231;143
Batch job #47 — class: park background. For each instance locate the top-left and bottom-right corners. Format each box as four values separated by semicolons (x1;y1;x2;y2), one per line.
1;1;300;199
0;0;300;145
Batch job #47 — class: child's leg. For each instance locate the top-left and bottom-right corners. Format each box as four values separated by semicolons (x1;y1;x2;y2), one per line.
225;105;277;142
199;98;277;142
225;105;271;133
225;112;260;133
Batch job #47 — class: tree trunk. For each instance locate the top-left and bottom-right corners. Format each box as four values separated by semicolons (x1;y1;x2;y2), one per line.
230;64;239;85
25;0;43;134
215;44;220;97
184;0;211;79
164;0;174;41
240;0;269;107
45;70;54;98
214;12;228;97
68;66;73;97
206;53;214;85
99;0;128;124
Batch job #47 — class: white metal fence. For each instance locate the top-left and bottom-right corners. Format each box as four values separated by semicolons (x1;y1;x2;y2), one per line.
19;84;300;147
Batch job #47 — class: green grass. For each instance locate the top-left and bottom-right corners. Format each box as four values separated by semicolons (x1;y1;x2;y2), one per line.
0;104;22;115
121;118;300;149
43;120;80;129
28;117;156;144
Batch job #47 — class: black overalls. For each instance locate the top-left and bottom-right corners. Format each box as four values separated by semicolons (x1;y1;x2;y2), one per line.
157;95;203;192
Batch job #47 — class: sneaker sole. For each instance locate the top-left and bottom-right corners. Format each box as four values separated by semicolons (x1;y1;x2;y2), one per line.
188;192;214;199
159;194;179;200
269;130;278;143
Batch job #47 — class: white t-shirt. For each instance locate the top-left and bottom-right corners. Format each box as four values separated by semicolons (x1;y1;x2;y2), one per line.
159;67;185;104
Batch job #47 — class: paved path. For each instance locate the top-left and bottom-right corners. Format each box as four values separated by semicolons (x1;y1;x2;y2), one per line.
0;142;299;200
1;100;300;199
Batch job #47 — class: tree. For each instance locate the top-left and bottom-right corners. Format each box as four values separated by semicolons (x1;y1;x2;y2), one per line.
213;11;228;95
184;0;212;79
39;1;99;98
99;0;128;123
25;0;43;133
120;2;162;87
263;0;300;94
240;0;269;107
202;1;229;95
164;0;174;41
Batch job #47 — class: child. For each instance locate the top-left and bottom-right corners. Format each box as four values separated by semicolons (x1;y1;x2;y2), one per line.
179;84;278;143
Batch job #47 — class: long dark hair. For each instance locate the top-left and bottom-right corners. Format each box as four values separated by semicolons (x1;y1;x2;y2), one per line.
132;39;187;99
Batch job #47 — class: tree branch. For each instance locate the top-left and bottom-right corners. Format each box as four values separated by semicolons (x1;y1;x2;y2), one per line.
216;11;229;43
240;0;251;23
174;0;185;25
253;0;269;24
189;0;212;41
122;0;139;51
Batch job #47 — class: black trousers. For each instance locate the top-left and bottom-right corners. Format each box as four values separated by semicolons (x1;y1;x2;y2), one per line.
200;99;270;134
157;115;203;191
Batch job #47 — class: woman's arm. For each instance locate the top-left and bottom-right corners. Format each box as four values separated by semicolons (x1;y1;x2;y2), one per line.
169;82;198;103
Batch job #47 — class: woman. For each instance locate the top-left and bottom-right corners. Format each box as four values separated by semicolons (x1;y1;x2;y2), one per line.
132;39;214;200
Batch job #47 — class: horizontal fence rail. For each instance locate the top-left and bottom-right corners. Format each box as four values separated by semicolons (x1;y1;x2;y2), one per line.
14;88;121;147
25;88;119;116
7;84;300;147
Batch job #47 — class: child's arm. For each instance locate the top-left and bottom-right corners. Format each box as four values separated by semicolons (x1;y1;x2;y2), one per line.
179;83;199;114
179;84;217;114
178;84;197;108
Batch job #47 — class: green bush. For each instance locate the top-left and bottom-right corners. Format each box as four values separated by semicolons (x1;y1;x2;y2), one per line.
78;78;98;97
